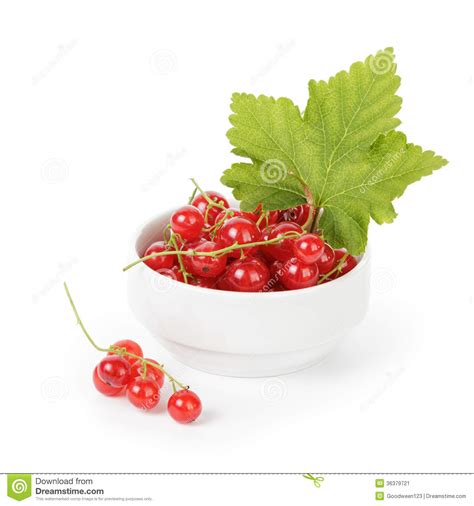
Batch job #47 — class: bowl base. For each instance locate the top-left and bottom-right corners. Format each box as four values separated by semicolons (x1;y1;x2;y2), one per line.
158;338;339;378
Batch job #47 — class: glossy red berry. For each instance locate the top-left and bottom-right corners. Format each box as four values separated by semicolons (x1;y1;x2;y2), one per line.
143;241;175;271
280;204;313;226
168;390;202;424
279;258;319;290
316;243;336;274
159;265;185;283
265;222;303;261
130;359;165;388
127;377;160;410
189;276;218;289
331;250;358;278
192;191;229;225
188;241;227;278
216;216;260;258
108;340;143;365
97;356;131;387
92;366;125;396
219;257;270;292
170;205;205;241
293;234;325;265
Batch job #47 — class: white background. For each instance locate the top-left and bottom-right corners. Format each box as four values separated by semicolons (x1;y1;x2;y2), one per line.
1;0;473;487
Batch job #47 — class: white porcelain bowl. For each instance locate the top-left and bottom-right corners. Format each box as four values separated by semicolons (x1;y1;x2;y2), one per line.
127;210;371;377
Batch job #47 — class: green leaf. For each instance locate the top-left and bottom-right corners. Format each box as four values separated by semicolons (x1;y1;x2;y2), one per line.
221;49;448;254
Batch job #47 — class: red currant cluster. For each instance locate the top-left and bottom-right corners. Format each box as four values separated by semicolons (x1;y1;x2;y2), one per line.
65;284;202;424
127;183;358;292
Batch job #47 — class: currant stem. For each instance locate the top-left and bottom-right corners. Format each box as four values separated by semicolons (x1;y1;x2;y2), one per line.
64;282;109;353
190;178;227;211
316;252;349;284
64;283;188;390
123;231;304;272
169;233;191;284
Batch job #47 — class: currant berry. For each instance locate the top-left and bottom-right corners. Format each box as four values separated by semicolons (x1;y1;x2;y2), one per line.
170;205;205;241
97;356;131;387
188;241;227;278
130;359;165;388
279;258;319;290
168;390;202;424
265;222;303;261
331;250;358;278
127;377;160;410
108;339;143;365
316;243;336;274
189;276;219;289
293;234;324;265
144;241;175;271
192;191;229;225
157;265;185;283
219;257;270;292
280;204;313;226
216;216;260;258
92;366;125;396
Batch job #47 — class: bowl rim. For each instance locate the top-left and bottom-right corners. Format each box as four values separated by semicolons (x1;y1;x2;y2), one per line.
132;208;371;298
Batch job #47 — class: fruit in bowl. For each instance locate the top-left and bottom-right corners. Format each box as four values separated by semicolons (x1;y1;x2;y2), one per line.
67;48;448;392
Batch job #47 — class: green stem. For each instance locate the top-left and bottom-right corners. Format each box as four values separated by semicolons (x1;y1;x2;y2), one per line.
169;233;191;284
64;283;188;390
187;187;198;205
123;231;303;272
190;178;227;211
316;252;349;284
64;283;109;353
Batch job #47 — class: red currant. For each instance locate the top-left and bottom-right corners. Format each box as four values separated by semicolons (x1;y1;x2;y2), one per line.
127;377;160;410
144;241;175;271
192;191;229;225
216;216;260;258
188;241;227;278
219;257;270;292
108;339;143;365
279;258;319;290
168;390;202;424
189;276;219;289
130;359;165;388
170;205;205;241
316;243;336;274
331;250;358;278
160;265;185;283
293;234;324;265
92;366;125;396
280;204;313;226
97;356;131;387
265;222;303;261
